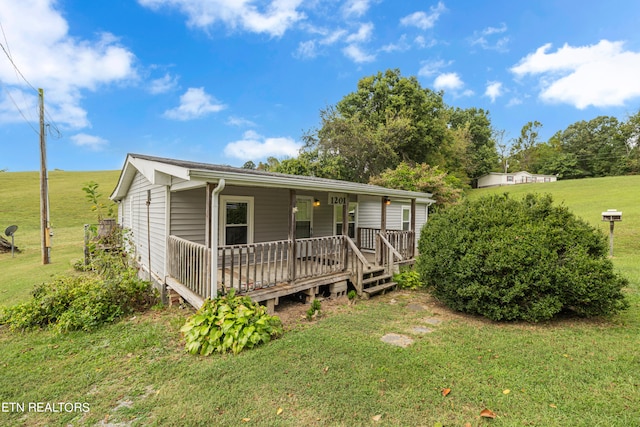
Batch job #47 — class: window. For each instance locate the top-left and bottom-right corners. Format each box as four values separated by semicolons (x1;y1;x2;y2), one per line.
296;197;313;238
506;175;514;182
402;206;411;231
335;202;357;238
220;196;254;245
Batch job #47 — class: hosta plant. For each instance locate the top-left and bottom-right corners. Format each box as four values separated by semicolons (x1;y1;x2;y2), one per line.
181;290;283;355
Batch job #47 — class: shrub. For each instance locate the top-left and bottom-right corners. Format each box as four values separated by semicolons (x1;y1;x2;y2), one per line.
416;193;629;322
181;290;283;355
393;268;422;290
0;273;155;333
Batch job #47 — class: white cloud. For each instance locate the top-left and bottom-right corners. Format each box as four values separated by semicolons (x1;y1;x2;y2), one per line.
470;23;509;52
138;0;305;37
400;2;447;30
511;40;640;109
342;0;371;17
434;73;463;91
418;59;451;77
295;40;317;59
149;73;179;94
224;130;302;160
433;72;473;97
227;116;257;127
163;87;226;120
0;0;137;128
485;81;503;102
70;133;108;150
346;22;374;44
380;34;410;53
343;44;376;63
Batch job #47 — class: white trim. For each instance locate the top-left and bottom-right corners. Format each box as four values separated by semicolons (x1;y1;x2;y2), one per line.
219;195;254;245
296;195;314;238
334;202;358;237
401;205;411;231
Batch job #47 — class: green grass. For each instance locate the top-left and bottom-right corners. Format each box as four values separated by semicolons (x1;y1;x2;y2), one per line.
0;170;120;305
1;172;639;426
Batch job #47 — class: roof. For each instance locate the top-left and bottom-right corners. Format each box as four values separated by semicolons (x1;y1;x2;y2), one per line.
110;153;435;204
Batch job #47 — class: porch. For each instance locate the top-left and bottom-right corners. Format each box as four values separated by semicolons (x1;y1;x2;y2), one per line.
165;228;415;312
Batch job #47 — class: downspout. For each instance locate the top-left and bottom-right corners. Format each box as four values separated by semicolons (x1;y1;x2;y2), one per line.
210;179;226;299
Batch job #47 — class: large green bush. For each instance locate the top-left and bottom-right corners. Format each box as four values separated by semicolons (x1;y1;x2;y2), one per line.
0;272;155;333
416;193;629;322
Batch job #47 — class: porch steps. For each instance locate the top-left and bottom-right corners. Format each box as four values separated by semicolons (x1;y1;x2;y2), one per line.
360;268;397;298
362;281;397;297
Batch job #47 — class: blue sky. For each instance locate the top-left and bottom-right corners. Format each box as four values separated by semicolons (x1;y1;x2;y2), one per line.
1;0;640;172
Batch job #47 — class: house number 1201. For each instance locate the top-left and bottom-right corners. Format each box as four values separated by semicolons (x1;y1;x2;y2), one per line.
328;193;347;205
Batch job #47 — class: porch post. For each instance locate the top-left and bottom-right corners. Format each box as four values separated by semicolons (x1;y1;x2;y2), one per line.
205;183;214;248
410;198;416;258
342;196;349;268
289;189;297;282
378;196;387;265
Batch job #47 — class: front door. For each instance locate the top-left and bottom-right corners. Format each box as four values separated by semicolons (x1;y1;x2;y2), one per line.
295;197;313;238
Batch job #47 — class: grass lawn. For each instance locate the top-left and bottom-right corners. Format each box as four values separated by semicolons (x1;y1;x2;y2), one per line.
1;172;638;426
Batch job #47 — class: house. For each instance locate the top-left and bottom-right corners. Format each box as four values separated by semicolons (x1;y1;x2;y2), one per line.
110;154;435;312
477;171;557;188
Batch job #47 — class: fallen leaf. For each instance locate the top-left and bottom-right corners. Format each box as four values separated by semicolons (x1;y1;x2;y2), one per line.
503;389;511;394
549;404;557;408
242;418;251;422
442;388;451;397
323;366;329;374
276;407;283;415
464;423;472;427
372;414;382;422
480;408;496;419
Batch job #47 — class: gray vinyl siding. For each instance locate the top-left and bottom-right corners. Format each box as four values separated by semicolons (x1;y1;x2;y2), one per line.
221;187;340;242
357;195;383;229
357;195;429;245
170;187;206;244
122;172;166;278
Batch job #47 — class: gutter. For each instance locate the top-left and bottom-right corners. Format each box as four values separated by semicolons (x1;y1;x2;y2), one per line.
210;178;225;299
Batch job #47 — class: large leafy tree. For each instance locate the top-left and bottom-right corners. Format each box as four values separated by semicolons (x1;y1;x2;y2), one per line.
554;116;629;177
447;107;498;179
369;162;463;208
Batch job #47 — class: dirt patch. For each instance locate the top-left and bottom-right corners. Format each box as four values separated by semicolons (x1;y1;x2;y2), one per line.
273;295;353;329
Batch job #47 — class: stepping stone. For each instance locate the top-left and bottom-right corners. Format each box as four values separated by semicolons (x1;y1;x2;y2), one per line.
423;318;442;325
381;333;414;348
406;302;426;312
412;326;433;334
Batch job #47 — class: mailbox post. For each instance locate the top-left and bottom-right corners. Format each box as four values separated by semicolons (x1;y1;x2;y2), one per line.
601;209;622;257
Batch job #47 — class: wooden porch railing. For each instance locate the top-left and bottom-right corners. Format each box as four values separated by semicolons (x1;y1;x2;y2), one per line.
357;228;415;261
218;240;290;293
218;235;350;294
167;235;212;299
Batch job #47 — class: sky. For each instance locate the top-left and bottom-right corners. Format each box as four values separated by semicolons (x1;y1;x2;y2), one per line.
1;0;640;172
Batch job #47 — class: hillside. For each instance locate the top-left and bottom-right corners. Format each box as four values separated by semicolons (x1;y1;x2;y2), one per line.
0;170;120;305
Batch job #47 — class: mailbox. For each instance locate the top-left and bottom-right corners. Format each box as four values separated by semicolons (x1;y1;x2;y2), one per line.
601;209;622;222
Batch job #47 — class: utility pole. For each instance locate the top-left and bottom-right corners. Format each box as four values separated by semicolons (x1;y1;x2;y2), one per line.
39;88;50;264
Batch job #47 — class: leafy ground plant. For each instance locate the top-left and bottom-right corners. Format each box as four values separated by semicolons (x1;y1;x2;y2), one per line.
393;268;422;290
181;289;283;355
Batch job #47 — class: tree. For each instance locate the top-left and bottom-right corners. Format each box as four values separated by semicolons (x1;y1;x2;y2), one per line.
242;161;256;170
369;162;463;208
510;121;542;172
303;69;455;183
448;107;498;180
554;116;628;177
